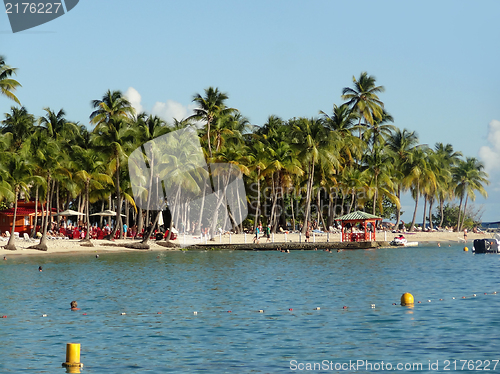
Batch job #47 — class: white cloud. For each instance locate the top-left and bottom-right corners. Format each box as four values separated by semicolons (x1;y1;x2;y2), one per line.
124;87;143;115
479;120;500;175
151;100;196;123
123;86;196;124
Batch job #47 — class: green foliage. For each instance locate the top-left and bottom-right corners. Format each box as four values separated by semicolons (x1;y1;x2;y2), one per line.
364;197;403;220
432;203;482;230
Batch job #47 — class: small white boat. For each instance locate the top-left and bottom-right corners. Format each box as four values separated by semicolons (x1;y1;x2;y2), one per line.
390;236;418;247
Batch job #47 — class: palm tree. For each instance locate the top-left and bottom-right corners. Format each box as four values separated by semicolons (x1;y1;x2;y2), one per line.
90;90;135;131
188;87;237;158
3;152;40;250
363;110;395;151
72;148;114;241
27;134;65;250
405;147;436;232
453;158;489;231
341;72;385;139
321;103;363;165
90;90;135;239
0;56;21;105
434;143;462;227
1;106;35;149
291;117;339;234
363;145;399;216
386;128;419;227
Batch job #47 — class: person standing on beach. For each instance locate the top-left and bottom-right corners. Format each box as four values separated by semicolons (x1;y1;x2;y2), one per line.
464;228;468;242
253;226;260;244
265;224;271;242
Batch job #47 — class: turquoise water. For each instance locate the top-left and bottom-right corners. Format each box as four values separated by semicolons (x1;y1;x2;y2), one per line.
1;245;500;373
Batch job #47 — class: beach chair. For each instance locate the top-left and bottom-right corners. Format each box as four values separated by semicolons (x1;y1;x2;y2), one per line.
23;233;34;243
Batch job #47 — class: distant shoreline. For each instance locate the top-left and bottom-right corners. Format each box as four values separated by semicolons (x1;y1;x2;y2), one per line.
0;231;489;257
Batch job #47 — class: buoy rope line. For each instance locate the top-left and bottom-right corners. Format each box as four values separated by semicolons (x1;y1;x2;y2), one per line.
0;292;497;319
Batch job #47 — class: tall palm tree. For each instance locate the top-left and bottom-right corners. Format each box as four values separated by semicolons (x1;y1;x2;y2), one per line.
321;103;363;165
291;117;339;234
90;90;135;239
72;148;114;241
453;158;489;231
363;145;398;216
405;147;436;232
341;72;385;139
1;106;35;149
386;128;419;227
188;87;237;158
90;90;135;131
434;143;462;227
3;152;40;250
91;117;136;239
363;110;395;151
27;134;65;250
0;56;21;105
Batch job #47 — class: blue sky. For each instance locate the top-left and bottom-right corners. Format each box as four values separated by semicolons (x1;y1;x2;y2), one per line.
1;0;500;222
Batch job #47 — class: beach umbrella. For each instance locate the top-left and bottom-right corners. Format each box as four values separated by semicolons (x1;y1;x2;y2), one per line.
90;210;126;217
58;209;85;216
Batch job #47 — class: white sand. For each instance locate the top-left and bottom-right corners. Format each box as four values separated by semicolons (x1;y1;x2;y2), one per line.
0;230;489;256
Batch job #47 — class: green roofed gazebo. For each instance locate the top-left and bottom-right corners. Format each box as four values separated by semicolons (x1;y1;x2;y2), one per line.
335;211;382;242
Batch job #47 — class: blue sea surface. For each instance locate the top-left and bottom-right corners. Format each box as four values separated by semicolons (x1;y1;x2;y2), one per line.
1;244;500;373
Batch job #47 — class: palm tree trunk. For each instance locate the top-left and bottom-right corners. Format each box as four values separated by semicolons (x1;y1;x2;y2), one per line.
422;195;427;229
31;186;39;238
110;153;122;240
100;200;104;228
457;193;464;232
5;188;19;250
31;173;51;250
395;185;401;229
253;169;261;231
438;197;445;228
196;173;208;235
83;180;91;241
409;184;419;232
461;194;469;230
302;161;315;234
428;198;434;230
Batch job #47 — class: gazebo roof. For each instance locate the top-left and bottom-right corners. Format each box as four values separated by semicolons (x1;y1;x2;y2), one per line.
335;211;382;222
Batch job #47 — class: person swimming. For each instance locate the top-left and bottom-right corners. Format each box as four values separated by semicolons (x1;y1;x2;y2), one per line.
38;266;42;272
70;301;80;310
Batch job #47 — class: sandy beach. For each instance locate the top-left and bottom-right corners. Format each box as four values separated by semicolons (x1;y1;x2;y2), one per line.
0;230;492;256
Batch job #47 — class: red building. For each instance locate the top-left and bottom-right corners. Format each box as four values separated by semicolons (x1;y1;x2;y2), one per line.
0;201;56;235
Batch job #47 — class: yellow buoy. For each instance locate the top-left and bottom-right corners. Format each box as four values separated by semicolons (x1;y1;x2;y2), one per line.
401;292;414;306
464;247;469;251
62;343;83;372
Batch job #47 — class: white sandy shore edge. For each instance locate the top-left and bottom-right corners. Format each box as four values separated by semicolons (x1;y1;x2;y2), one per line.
0;231;491;256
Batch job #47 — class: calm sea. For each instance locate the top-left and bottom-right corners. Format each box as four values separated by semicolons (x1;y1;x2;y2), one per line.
1;244;499;373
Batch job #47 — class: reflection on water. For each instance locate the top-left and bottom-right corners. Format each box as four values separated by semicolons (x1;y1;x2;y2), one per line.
1;245;500;372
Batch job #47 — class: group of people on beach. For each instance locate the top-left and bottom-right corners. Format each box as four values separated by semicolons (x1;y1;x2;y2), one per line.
253;223;271;243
